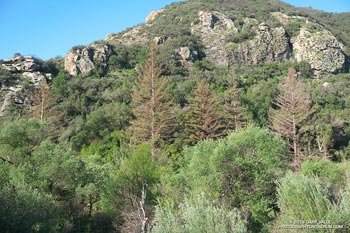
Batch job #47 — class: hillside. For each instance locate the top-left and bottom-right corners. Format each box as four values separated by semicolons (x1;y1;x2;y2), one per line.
1;0;350;232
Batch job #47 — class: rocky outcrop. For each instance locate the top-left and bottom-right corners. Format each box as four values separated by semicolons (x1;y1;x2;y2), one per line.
0;55;51;113
191;10;346;77
230;23;291;65
146;9;165;23
191;11;238;66
293;28;346;77
64;43;112;76
272;12;346;77
0;86;30;113
1;55;41;73
174;47;198;62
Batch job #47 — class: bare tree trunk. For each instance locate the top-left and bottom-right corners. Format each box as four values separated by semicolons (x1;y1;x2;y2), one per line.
151;56;155;159
40;92;45;121
292;113;298;161
140;183;148;233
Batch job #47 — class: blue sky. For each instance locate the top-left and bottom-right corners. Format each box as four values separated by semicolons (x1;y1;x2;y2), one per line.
0;0;349;60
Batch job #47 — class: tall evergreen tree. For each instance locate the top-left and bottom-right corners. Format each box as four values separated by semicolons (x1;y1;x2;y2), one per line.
128;43;174;159
185;79;225;143
269;68;313;166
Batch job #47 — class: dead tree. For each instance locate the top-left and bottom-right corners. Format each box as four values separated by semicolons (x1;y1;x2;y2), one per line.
32;81;51;121
120;183;149;233
129;43;175;159
269;68;313;166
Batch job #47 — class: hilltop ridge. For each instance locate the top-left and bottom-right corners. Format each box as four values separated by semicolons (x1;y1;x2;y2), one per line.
63;0;349;78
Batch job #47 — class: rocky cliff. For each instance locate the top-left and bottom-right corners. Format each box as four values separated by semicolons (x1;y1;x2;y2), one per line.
229;22;291;65
0;55;51;114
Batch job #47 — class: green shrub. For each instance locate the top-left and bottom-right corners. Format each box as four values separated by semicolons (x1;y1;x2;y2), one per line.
170;127;287;231
151;193;247;233
274;171;350;232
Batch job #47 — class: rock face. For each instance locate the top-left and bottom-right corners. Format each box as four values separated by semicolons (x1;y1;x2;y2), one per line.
272;12;346;78
2;55;41;73
293;28;346;77
0;55;51;113
191;11;238;66
64;43;111;76
191;11;292;67
190;10;346;77
230;23;291;65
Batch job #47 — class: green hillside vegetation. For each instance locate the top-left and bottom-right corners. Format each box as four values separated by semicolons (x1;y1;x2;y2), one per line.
1;0;350;232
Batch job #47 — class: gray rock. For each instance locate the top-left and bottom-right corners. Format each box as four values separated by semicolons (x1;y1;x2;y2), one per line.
2;55;41;72
22;72;51;85
230;23;291;65
154;36;167;45
174;47;198;62
293;28;346;78
0;55;50;113
191;11;238;67
64;44;111;76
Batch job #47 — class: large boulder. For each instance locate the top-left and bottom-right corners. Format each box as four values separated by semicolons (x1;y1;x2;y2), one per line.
272;12;347;78
174;47;198;62
293;28;346;77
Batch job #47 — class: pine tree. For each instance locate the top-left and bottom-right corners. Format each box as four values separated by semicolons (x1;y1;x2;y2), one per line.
128;44;175;159
185;79;225;143
269;68;313;166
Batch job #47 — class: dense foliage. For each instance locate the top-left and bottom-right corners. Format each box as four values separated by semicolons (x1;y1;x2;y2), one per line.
1;0;350;232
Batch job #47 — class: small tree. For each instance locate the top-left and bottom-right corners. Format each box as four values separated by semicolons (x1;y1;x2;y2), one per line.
185;79;225;143
114;143;160;232
32;81;51;121
269;68;313;166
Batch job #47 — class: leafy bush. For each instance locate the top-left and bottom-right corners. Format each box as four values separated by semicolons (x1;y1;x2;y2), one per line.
151;193;247;233
170;127;287;231
274;171;350;232
0;119;48;163
276;172;331;222
301;158;350;189
70;102;131;150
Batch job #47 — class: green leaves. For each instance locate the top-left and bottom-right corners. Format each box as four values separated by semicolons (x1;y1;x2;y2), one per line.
0;119;48;163
275;166;350;231
151;194;247;233
173;127;287;231
276;172;331;222
121;143;160;188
